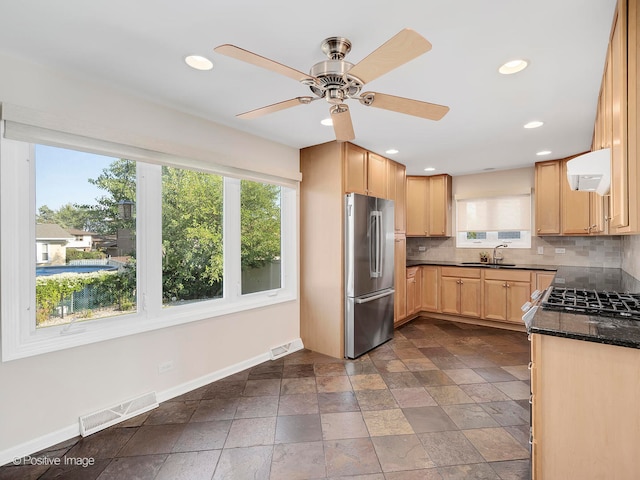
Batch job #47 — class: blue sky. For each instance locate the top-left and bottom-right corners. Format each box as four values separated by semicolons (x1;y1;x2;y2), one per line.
35;145;117;210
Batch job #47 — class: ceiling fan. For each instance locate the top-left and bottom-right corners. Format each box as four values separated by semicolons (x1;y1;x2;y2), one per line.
214;28;449;142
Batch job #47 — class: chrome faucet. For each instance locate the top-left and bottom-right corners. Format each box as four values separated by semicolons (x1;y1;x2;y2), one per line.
492;244;508;264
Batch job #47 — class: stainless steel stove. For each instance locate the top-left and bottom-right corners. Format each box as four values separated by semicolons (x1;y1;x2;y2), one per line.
541;286;640;320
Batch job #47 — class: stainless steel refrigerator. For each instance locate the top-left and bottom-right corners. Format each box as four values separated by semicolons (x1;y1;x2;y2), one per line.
345;193;395;359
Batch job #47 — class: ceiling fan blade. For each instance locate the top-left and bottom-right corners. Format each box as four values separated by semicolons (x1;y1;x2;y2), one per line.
359;92;449;121
347;28;432;84
330;105;355;142
237;97;315;119
214;44;315;83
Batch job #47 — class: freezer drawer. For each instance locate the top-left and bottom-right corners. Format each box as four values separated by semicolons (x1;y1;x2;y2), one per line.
345;289;394;359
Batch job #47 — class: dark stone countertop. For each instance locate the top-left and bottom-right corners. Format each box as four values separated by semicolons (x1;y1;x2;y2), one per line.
405;260;557;272
406;261;640;349
529;266;640;349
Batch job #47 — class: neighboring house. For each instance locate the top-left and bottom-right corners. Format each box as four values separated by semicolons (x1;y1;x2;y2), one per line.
65;228;96;251
35;224;74;265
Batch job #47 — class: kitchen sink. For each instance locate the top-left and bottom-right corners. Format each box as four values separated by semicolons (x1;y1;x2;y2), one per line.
460;262;517;267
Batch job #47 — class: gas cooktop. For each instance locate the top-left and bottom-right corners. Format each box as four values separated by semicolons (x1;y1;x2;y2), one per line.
541;287;640;321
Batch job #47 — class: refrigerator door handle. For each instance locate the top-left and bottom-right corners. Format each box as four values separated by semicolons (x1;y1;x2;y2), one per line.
370;211;382;278
376;211;383;277
355;289;395;304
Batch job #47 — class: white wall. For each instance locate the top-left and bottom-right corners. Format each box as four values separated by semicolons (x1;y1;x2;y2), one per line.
0;53;300;456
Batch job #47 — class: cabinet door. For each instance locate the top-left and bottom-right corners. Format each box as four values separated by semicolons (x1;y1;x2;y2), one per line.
561;160;592;234
440;276;460;315
483;279;507;321
406;177;428;236
387;161;406;233
535;160;561;235
394;236;407;324
406;275;417;315
367;152;388;198
506;281;531;323
536;272;555;291
459;278;481;318
344;143;367;195
421;266;439;312
610;3;629;229
428;175;451;236
394;162;406;233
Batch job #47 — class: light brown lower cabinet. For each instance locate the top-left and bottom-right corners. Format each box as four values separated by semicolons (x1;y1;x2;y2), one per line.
394;236;406;325
482;269;532;324
440;267;481;318
421;265;439;312
406;267;421;316
531;333;640;479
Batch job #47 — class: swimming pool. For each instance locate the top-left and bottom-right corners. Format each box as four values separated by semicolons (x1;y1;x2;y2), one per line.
36;265;118;276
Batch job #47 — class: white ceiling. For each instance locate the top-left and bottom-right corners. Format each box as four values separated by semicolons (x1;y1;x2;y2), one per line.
0;0;617;176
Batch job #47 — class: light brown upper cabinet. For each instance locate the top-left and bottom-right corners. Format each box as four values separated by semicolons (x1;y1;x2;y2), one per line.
406;174;452;237
535;158;607;236
561;159;607;234
344;143;388;199
387;160;406;233
534;160;561;235
591;0;640;234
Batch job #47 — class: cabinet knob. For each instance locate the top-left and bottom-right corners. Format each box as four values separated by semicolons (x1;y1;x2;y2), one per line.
460;280;464;285
503;283;507;287
537;228;541;232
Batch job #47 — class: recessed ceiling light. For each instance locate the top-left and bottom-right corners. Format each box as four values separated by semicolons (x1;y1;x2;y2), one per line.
524;121;544;129
536;150;552;156
424;167;436;172
320;118;333;126
385;149;399;155
185;55;213;71
499;59;528;75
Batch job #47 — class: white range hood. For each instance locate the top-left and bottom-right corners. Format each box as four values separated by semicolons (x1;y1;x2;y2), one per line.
566;148;611;195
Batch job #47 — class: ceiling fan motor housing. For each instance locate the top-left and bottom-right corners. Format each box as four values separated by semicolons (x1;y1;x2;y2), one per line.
308;37;363;103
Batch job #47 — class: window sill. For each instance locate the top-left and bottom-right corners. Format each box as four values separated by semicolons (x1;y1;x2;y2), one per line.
2;292;297;362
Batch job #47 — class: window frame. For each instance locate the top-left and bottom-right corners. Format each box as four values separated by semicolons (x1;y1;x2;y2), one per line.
1;134;298;361
455;193;532;249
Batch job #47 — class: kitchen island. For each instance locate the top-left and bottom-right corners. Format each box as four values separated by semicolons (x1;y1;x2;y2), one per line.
527;266;640;480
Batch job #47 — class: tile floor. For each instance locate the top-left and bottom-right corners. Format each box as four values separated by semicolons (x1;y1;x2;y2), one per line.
0;317;532;480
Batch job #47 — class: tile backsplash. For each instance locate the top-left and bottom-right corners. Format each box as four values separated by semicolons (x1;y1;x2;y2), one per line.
407;235;623;268
622;235;640;280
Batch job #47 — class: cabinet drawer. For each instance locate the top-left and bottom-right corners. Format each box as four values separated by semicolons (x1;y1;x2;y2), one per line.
484;269;532;282
441;266;481;278
406;267;420;279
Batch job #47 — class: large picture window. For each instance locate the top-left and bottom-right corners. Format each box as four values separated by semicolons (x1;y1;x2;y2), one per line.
1;133;297;361
34;146;137;329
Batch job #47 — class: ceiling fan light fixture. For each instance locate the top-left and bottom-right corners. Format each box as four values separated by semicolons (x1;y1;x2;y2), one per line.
385;149;399;155
185;55;213;71
499;59;528;75
524;120;544;129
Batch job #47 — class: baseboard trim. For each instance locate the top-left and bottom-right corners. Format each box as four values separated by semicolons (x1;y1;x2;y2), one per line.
0;338;304;467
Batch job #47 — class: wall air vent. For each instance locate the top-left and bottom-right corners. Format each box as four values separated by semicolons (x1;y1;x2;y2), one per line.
79;392;158;437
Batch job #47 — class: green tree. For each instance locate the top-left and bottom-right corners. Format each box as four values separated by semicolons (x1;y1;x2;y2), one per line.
36;205;57;224
85;159;136;234
241;180;281;268
55;203;95;231
161;167;224;301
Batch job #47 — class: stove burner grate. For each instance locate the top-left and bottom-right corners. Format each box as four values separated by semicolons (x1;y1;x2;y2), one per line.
541;287;640;320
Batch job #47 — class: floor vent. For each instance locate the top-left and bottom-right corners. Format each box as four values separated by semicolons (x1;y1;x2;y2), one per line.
79;392;158;437
270;342;293;360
